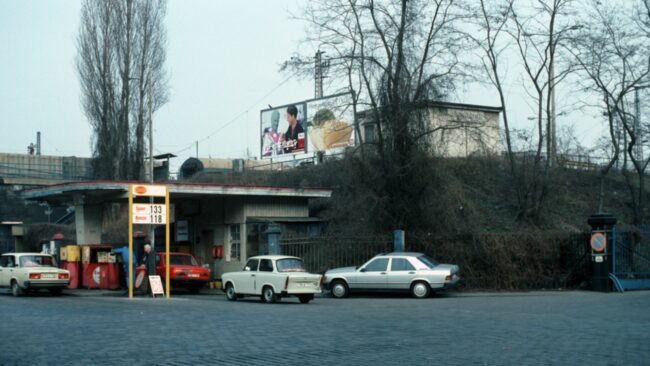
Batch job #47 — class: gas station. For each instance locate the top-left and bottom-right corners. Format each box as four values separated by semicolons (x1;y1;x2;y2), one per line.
23;181;331;296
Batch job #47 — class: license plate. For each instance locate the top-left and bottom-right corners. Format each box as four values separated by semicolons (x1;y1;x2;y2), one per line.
42;274;55;279
188;274;200;278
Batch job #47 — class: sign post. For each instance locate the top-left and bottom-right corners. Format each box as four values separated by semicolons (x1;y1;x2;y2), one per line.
590;232;607;263
587;214;617;292
128;184;170;299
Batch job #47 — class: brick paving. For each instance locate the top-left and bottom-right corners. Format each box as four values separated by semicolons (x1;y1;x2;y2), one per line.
0;289;648;365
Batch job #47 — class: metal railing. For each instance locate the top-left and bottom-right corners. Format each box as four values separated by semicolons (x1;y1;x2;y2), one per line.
613;227;650;278
279;235;392;273
0;161;93;181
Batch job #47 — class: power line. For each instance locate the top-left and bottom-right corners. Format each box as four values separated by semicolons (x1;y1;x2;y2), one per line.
168;71;298;156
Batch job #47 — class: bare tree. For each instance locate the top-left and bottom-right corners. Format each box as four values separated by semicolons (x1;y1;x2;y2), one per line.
77;1;118;180
466;0;579;221
77;0;168;180
290;0;467;230
507;0;579;220
465;0;522;213
570;0;650;224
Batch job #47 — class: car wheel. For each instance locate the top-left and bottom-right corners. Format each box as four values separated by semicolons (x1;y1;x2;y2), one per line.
330;280;349;298
411;281;431;299
262;286;278;303
49;288;63;296
298;295;312;304
11;281;24;297
225;283;237;301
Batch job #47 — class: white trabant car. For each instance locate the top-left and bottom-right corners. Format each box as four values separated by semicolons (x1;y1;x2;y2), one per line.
221;255;322;304
0;253;70;296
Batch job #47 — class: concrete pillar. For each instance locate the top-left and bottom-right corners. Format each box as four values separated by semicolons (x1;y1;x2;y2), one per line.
265;223;282;255
393;230;405;252
74;195;102;244
240;223;247;261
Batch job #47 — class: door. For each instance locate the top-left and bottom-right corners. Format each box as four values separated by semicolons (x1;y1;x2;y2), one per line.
255;258;276;294
0;255;16;287
238;258;259;294
353;258;389;290
0;255;9;286
387;258;418;289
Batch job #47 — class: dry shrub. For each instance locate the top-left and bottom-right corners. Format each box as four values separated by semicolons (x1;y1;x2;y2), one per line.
102;213;129;244
409;231;590;290
23;224;77;251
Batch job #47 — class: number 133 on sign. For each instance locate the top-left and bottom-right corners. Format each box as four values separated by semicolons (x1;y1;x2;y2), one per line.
132;204;167;224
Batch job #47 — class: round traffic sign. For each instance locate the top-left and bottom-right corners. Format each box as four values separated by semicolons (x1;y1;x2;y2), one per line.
590;232;607;252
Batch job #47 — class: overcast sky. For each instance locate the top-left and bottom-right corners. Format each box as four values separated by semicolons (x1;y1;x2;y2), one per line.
0;0;316;169
0;0;610;173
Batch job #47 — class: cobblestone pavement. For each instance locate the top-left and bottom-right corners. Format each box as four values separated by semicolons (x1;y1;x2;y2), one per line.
0;289;648;366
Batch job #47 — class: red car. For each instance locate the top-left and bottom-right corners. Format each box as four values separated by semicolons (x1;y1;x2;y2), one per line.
153;252;210;293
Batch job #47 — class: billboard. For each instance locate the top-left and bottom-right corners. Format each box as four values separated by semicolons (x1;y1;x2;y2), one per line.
260;103;307;159
306;93;355;153
260;93;355;160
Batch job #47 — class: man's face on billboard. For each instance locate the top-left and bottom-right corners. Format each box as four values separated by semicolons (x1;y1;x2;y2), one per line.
286;112;297;126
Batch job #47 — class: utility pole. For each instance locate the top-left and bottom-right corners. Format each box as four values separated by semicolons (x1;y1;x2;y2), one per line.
549;62;556;167
315;50;324;98
635;88;643;161
196;141;199;159
148;82;156;252
149;90;153;184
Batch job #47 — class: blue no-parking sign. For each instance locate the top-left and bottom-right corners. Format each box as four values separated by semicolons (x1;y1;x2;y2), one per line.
590;232;607;253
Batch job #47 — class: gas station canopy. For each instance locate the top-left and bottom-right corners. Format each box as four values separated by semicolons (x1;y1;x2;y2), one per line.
23;181;332;205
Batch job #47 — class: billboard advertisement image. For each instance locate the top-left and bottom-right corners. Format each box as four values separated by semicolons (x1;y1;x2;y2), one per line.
260;103;307;159
306;93;355;153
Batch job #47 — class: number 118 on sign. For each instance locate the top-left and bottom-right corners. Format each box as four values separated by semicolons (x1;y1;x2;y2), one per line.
132;204;167;224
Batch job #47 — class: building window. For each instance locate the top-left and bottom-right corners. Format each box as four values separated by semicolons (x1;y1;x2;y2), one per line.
229;225;241;262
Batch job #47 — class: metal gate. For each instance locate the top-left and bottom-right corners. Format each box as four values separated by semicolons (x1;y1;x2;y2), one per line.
611;226;650;291
279;236;392;274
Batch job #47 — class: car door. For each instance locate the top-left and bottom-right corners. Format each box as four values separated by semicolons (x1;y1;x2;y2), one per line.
155;254;164;280
0;255;17;286
255;259;276;294
0;255;8;287
354;258;389;290
386;257;418;289
238;258;259;294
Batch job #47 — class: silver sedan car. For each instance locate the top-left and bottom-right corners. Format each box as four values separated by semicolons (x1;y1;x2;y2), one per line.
322;252;460;298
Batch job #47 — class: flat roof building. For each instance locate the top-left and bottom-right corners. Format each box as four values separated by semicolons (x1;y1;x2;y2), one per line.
23;181;332;277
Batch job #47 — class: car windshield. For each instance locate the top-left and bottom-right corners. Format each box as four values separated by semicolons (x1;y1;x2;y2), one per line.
20;255;56;268
169;254;198;266
417;255;439;269
276;258;306;272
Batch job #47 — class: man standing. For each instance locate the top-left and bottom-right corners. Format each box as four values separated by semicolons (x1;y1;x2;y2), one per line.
283;105;305;153
139;243;157;294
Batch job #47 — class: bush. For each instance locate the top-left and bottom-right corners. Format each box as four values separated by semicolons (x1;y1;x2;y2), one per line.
23;224;76;251
409;231;591;290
